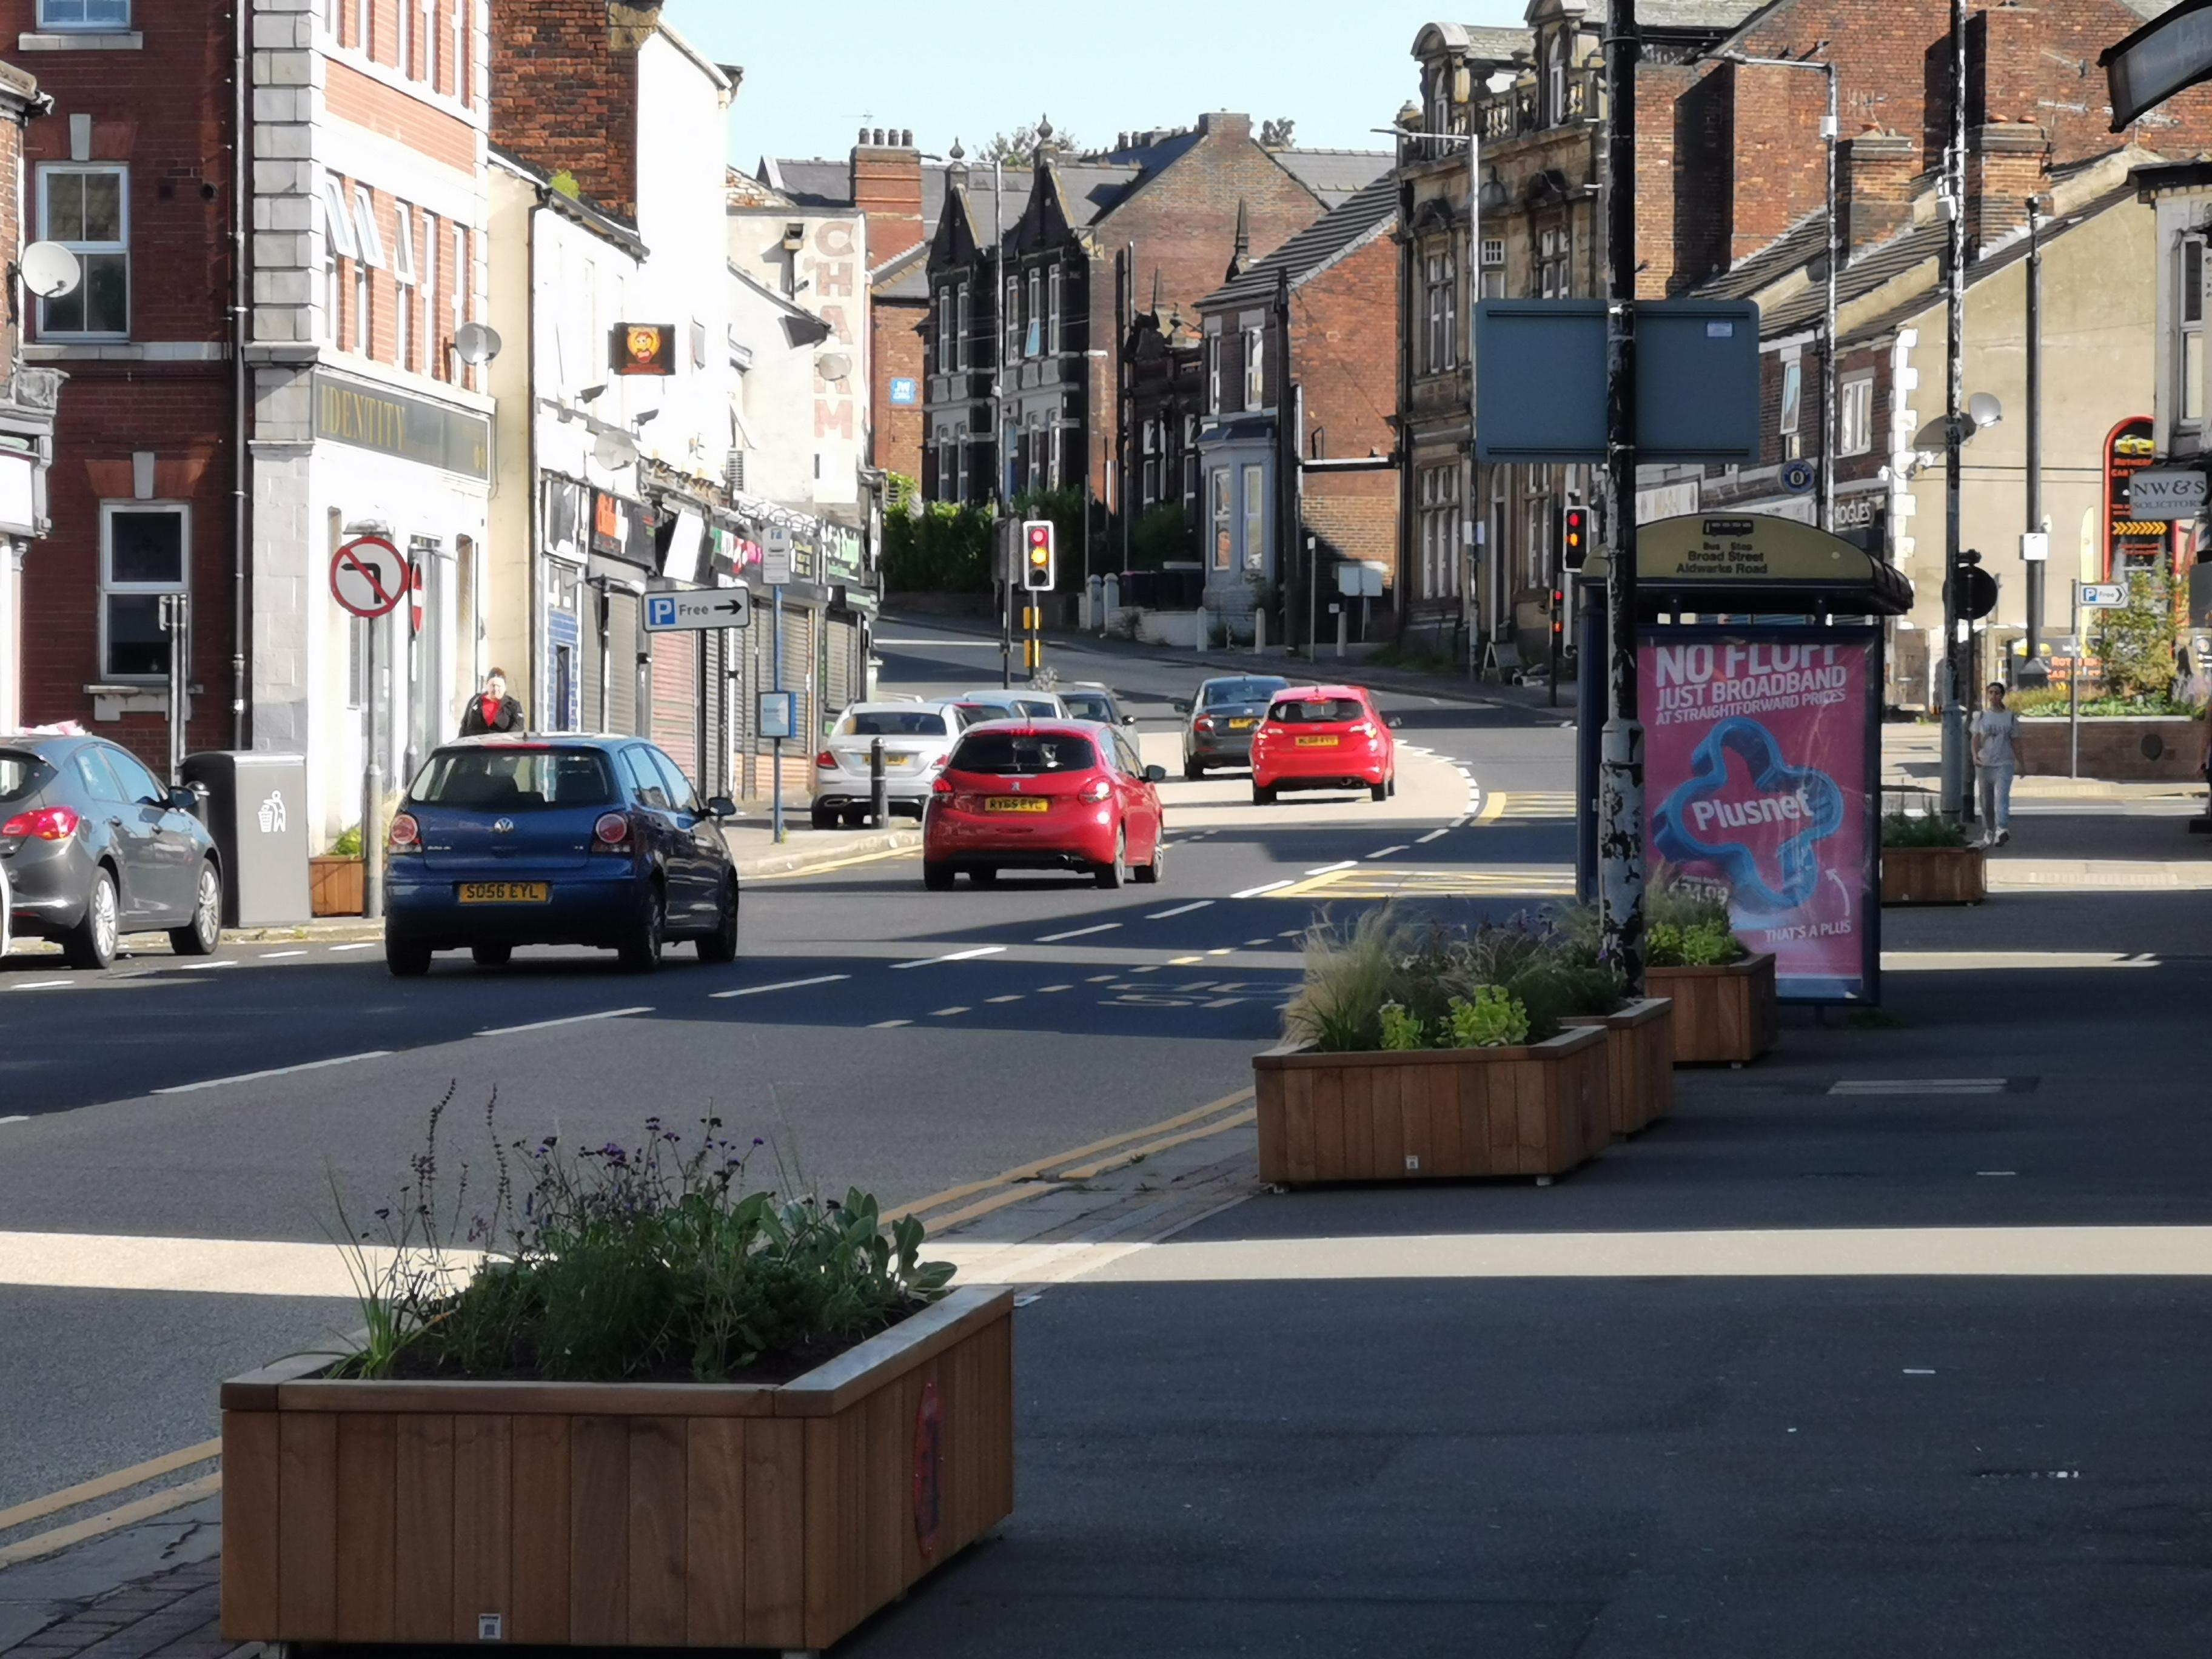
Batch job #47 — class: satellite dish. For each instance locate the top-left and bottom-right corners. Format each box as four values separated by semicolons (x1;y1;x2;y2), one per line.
16;241;81;300
593;428;639;471
1968;391;2003;430
454;322;503;366
816;352;852;383
1911;416;1955;452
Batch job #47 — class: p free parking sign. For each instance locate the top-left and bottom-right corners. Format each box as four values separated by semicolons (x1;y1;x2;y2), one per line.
643;589;751;632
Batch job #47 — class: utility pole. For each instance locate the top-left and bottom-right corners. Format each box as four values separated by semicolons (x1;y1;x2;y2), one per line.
1939;0;1970;820
1600;0;1646;988
2021;196;2048;688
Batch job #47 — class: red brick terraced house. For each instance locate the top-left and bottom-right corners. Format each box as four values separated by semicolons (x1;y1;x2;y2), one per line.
0;54;58;735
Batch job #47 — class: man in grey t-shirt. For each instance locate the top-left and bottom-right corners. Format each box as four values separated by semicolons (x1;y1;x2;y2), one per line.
1971;681;2020;845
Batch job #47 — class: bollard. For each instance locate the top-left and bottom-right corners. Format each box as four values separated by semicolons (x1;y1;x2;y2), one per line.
870;737;888;829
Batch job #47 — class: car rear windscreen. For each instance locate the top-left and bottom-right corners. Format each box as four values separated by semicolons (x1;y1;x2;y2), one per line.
1061;694;1113;721
1269;697;1365;724
410;748;617;809
947;732;1099;776
839;710;948;738
0;750;55;809
1202;678;1288;706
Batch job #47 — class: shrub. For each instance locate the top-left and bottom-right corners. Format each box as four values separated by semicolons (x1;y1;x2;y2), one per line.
1378;1002;1426;1051
2093;570;2177;703
1447;986;1530;1048
2010;686;2203;719
1647;919;1742;968
1882;811;1970;848
882;501;995;594
1126;502;1198;572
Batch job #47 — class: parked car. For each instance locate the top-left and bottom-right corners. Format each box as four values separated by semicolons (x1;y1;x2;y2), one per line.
0;732;224;968
1250;686;1400;805
1175;674;1290;778
922;720;1167;890
955;686;1067;722
383;736;738;976
1057;682;1138;728
811;701;965;828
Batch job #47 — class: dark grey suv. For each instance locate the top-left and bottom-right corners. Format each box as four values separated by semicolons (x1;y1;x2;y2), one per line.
1;734;223;968
1175;675;1290;779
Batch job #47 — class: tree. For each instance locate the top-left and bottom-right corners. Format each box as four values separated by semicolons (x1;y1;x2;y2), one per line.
2092;568;2177;703
978;120;1082;164
1259;118;1297;150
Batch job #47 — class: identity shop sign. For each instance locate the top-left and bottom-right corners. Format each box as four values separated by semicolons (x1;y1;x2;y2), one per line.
1640;629;1882;1004
313;370;491;480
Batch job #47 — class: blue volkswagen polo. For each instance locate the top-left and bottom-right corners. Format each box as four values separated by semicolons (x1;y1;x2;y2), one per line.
383;736;739;976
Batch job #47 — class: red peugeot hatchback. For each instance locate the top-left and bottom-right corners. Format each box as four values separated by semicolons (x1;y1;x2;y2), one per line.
923;722;1167;890
1249;685;1399;805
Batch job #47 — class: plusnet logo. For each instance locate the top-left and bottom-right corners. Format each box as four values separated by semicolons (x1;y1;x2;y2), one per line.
1688;787;1817;833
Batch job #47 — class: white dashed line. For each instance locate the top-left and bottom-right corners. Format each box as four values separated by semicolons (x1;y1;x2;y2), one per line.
1036;923;1120;943
985;994;1026;1004
711;973;850;1000
327;942;379;953
928;1006;971;1017
153;1050;394;1095
1204;997;1247;1008
0;1115;28;1125
175;959;240;970
1367;845;1409;860
1206;947;1235;957
893;945;1007;970
1087;974;1118;983
1231;879;1295;899
1038;984;1072;993
10;980;73;992
1146;900;1214;919
1452;816;1472;828
257;950;309;960
477;1007;651;1037
870;1019;914;1029
1304;860;1358;876
1416;829;1450;844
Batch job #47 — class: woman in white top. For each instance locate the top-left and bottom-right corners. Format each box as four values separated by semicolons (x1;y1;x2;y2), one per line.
1971;680;2020;846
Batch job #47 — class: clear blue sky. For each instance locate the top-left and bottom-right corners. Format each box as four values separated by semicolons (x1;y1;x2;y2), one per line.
662;1;1524;167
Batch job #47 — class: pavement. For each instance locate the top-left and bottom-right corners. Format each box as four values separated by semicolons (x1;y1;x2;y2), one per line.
7;615;2212;1656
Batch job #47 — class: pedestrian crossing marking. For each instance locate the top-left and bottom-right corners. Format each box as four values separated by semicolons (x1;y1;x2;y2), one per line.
1266;865;1578;900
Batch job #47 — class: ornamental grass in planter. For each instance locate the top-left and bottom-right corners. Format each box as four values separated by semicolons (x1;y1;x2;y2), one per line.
1639;880;1777;1066
221;1096;1011;1654
1880;810;1985;906
1255;908;1617;1184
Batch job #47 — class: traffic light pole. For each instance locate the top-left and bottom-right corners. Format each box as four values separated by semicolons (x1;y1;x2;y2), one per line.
1939;0;1969;822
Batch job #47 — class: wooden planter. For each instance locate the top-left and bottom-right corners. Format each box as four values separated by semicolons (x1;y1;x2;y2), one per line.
1647;952;1777;1067
1253;1027;1608;1185
220;1287;1014;1654
309;855;364;917
1560;997;1677;1136
1882;844;1986;905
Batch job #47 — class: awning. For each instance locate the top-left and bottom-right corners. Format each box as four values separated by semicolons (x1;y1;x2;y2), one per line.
1585;514;1915;618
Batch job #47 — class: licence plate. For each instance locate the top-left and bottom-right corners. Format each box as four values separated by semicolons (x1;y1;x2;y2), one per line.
459;882;550;903
1296;735;1341;748
1228;717;1258;730
885;752;916;768
985;797;1051;814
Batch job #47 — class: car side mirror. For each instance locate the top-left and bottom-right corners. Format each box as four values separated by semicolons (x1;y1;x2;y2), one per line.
1121;713;1136;725
1144;765;1167;783
169;785;200;813
1386;716;1403;729
1171;700;1191;714
706;795;737;820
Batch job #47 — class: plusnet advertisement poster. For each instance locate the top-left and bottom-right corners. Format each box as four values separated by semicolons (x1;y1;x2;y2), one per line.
1639;628;1880;1002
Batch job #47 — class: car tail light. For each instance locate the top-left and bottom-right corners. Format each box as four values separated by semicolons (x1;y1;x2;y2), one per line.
928;753;947;770
932;775;954;794
1078;778;1112;804
816;749;837;770
1349;721;1375;737
1194;716;1216;733
593;811;631;849
1;805;78;842
387;812;421;851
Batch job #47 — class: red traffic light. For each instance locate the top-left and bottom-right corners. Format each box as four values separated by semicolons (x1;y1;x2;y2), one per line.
1561;506;1589;571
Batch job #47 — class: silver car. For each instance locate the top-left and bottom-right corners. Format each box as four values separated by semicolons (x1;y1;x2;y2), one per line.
953;687;1068;722
811;701;967;828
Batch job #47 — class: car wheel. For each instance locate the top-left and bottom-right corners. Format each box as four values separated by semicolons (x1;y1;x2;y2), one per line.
1370;779;1389;802
619;882;666;973
809;805;837;831
1095;828;1128;890
968;866;998;886
385;939;432;977
922;860;956;891
472;943;513;968
842;807;868;830
169;860;223;956
697;879;740;963
1184;759;1203;781
1252;784;1275;806
63;866;120;970
1386;771;1398;800
1134;834;1165;885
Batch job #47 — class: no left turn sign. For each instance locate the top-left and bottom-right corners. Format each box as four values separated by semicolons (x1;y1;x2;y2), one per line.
330;536;406;620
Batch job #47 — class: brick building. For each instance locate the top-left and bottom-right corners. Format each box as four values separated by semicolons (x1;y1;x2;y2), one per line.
1120;266;1207;538
1191;176;1401;642
0;56;57;735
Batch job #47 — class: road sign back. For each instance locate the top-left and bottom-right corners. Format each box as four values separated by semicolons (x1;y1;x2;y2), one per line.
330;536;406;619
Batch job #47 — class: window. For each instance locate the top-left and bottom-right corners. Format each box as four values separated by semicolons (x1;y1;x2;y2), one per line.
451;221;468;372
1210;468;1232;570
354;0;368;55
1205;333;1221;412
423;0;438;91
1838;376;1874;457
393;203;416;371
38;166;128;337
1481;235;1505;299
99;504;187;681
1243;325;1264;409
421;209;440;375
106;745;167;807
2183;235;2205;426
1003;275;1019;364
1141;419;1161;506
1538;226;1570;298
354;258;370;354
649;748;700;814
1424;247;1457;372
1418;464;1461;600
1025;269;1042;358
954;282;969;372
1183;416;1199;504
414;748;617;809
1549;35;1568;126
936;286;953;374
397;0;412;75
352;186;386;268
1242;463;1265;572
1778;357;1803;438
36;0;130;26
1047;265;1062;356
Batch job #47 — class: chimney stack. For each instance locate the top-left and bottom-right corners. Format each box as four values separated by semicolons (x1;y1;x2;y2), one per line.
1967;122;2048;255
851;124;925;263
1836;130;1915;260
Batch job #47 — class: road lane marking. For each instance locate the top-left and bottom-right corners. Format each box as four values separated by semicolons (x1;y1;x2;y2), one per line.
1366;845;1409;860
327;942;378;952
1475;792;1507;825
985;994;1026;1004
928;1006;971;1017
10;979;73;991
1231;879;1294;899
1269;865;1576;900
1204;997;1247;1008
893;945;1007;969
0;1115;27;1125
257;950;309;960
1416;829;1450;843
1087;974;1118;983
1036;923;1120;943
174;958;239;970
1147;900;1215;919
1206;947;1235;956
871;1019;913;1028
0;1473;224;1571
152;1051;395;1094
1056;1108;1261;1182
1452;816;1472;828
476;1007;651;1037
753;845;920;879
1831;1078;2006;1096
1169;955;1204;965
711;973;850;1000
1304;860;1358;876
1037;984;1072;993
0;1439;221;1534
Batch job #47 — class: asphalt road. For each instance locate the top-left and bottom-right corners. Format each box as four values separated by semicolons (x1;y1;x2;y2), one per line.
0;619;1578;1509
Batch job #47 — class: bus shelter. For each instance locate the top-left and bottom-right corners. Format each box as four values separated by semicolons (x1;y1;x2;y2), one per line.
1578;514;1914;1005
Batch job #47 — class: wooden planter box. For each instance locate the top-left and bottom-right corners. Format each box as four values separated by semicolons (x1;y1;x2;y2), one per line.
220;1286;1014;1654
1560;997;1677;1136
309;855;364;917
1253;1026;1608;1185
1882;844;1986;905
1647;952;1777;1066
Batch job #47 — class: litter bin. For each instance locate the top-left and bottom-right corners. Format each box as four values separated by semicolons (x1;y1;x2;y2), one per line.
179;751;312;927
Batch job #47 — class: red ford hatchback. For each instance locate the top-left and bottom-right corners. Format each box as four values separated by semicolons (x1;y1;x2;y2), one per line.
1249;685;1398;805
923;722;1166;890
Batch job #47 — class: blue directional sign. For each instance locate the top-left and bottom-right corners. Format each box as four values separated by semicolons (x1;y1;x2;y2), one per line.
2079;582;2128;609
644;589;750;632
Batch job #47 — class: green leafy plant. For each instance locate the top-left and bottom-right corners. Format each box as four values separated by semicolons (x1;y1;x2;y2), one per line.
1648;919;1741;968
1125;502;1199;572
882;501;996;594
2010;686;2202;719
1378;1002;1427;1051
2093;570;2177;703
328;824;364;858
329;1092;953;1385
1284;906;1412;1053
1446;986;1529;1048
1882;810;1970;848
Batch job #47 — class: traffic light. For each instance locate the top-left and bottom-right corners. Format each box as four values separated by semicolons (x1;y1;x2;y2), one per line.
1022;520;1055;592
1561;504;1590;573
1551;586;1566;641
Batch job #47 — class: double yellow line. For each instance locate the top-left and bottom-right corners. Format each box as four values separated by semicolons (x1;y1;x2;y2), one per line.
0;1439;221;1569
